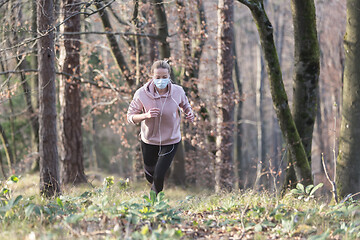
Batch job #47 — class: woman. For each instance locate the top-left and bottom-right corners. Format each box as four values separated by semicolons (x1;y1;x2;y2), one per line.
127;60;194;195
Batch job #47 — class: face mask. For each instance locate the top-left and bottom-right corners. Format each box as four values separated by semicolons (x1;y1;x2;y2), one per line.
153;78;170;89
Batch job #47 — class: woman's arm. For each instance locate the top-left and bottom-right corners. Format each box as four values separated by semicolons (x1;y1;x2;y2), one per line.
131;108;160;124
184;108;194;122
179;88;194;122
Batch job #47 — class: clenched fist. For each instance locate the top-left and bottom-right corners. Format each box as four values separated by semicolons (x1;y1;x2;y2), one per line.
146;108;161;119
185;110;194;122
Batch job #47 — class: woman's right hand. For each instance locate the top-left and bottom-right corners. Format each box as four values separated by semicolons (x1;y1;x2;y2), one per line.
146;108;161;119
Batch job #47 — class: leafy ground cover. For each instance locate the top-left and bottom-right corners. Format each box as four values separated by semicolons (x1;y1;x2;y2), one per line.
0;174;359;239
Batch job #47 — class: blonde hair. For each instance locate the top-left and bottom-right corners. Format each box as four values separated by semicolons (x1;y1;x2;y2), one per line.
151;60;171;75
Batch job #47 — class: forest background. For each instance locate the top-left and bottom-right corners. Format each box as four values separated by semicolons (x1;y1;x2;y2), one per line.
0;0;352;199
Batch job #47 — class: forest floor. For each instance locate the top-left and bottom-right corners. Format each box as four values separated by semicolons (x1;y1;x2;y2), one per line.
0;172;359;240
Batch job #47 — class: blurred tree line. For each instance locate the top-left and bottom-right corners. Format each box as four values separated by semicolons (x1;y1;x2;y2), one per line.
0;0;358;199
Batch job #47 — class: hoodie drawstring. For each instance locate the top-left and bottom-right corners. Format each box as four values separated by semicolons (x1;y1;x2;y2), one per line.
156;89;175;157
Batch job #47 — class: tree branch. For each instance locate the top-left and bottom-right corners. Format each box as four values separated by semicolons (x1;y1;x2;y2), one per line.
237;0;312;185
94;0;133;86
0;0;116;53
0;69;129;93
87;98;118;114
237;0;253;8
107;3;131;26
61;31;158;39
93;69;128;100
341;192;360;203
132;0;140;24
321;153;338;204
0;0;10;8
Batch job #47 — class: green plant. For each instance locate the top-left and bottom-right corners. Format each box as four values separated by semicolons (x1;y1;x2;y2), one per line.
118;191;181;225
103;176;114;189
0;175;23;219
290;183;323;201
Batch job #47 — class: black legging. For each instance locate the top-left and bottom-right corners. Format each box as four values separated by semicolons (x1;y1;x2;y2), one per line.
140;141;179;194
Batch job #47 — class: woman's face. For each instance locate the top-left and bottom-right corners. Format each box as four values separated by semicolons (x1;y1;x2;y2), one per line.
153;68;170;79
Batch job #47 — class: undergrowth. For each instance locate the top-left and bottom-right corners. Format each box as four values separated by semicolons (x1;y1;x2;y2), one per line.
0;174;359;239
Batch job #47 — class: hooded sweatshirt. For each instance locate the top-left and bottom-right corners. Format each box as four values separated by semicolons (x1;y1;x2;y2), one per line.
127;80;192;145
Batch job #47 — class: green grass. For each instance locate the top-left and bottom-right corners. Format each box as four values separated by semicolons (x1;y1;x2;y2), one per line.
1;173;359;239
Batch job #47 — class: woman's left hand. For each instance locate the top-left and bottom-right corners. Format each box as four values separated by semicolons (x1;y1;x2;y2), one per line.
185;110;194;122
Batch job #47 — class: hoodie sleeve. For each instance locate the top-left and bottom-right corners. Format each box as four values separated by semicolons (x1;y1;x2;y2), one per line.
179;87;192;113
127;90;143;125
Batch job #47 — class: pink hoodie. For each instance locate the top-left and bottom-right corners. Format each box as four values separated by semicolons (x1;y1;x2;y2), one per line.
127;80;192;145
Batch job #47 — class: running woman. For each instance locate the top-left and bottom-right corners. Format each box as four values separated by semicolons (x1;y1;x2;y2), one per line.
127;60;194;195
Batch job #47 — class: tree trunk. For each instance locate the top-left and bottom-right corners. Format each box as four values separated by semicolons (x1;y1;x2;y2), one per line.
151;0;186;184
254;45;267;190
173;0;209;186
30;0;40;172
10;1;39;169
8;0;19;165
336;0;360;199
285;0;320;185
19;61;39;161
38;0;61;197
59;0;87;185
215;0;235;192
151;0;171;60
272;1;285;191
94;0;133;86
237;0;312;186
0;123;12;177
176;0;191;87
89;88;100;170
7;79;16;166
233;35;243;189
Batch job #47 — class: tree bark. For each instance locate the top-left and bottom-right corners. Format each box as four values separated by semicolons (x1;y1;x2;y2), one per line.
215;0;235;192
151;0;171;60
285;0;320;185
237;0;312;186
271;2;285;191
59;0;87;185
38;0;61;197
336;0;360;199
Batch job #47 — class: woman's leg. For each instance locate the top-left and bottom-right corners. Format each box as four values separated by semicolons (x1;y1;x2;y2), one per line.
140;141;159;184
152;142;179;194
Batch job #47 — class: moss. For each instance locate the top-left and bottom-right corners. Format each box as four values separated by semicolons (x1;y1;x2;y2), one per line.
245;0;312;185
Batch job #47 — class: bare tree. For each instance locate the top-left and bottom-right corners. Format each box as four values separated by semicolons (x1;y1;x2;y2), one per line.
232;34;243;189
38;0;61;197
94;0;133;86
30;0;40;172
285;0;320;187
59;0;87;185
254;45;267;190
237;0;312;186
151;0;171;60
174;0;208;186
9;0;40;171
0;123;12;178
336;0;360;199
215;0;235;192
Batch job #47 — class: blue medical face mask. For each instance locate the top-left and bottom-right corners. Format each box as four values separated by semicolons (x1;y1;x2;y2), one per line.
153;78;170;89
